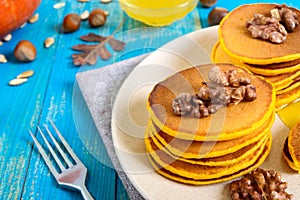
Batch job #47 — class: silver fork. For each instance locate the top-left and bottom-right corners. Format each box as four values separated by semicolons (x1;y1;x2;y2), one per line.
29;120;94;200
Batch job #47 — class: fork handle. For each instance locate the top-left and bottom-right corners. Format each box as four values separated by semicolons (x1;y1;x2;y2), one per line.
80;185;94;200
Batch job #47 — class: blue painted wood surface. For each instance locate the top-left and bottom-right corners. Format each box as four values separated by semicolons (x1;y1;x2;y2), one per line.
0;1;299;199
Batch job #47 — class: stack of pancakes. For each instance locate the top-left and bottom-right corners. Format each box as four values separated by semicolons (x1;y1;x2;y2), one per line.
145;63;275;185
211;3;300;110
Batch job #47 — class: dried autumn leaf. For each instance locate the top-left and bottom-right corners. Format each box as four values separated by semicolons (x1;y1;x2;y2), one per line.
72;32;126;66
80;33;125;51
72;52;98;66
80;33;106;42
98;45;111;60
108;39;126;51
72;44;98;52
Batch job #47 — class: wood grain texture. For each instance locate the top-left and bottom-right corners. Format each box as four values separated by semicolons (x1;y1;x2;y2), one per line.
0;0;299;200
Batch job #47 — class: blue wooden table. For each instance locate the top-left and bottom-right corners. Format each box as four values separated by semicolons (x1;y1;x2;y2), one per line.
1;0;299;199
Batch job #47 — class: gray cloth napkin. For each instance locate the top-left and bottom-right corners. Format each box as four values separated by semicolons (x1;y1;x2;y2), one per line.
76;54;149;200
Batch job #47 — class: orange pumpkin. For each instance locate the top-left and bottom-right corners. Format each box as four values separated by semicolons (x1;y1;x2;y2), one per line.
0;0;41;39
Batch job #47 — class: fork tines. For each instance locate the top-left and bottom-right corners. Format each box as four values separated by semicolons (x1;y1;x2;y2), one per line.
29;120;81;177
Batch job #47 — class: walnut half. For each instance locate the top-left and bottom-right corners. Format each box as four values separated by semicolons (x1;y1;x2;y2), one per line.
229;168;293;200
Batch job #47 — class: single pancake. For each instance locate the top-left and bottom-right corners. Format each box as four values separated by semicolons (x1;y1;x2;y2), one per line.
148;115;273;159
146;125;269;166
211;41;300;77
266;71;300;91
147;64;275;141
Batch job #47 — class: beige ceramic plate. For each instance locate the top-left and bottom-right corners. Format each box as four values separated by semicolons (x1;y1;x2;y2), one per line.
111;26;296;200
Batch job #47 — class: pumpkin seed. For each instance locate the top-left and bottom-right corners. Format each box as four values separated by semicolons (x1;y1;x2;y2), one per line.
44;37;55;48
53;2;66;9
80;10;90;20
3;33;12;42
9;78;28;86
100;0;112;3
78;0;90;2
19;22;27;28
16;70;34;79
0;54;7;63
29;13;39;23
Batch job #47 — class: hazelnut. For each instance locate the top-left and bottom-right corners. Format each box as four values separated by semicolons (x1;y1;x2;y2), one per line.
62;13;81;33
14;40;37;62
208;7;229;26
200;0;217;8
88;9;107;27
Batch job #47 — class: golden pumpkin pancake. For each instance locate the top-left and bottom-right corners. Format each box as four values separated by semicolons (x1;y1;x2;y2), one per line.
212;41;300;76
266;71;300;91
282;137;299;172
244;63;300;76
212;41;300;93
148;134;272;185
148;64;275;141
211;41;231;63
277;78;300;95
146;126;269;166
276;84;300;109
288;122;300;168
219;4;300;65
148;115;273;159
211;41;242;67
248;58;300;70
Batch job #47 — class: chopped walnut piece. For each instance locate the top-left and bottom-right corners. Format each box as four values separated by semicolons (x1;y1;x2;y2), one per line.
210;87;231;105
208;66;229;86
229;168;293;200
227;69;240;87
231;86;246;105
172;67;257;118
239;77;251;85
276;4;299;32
246;14;287;44
198;85;211;100
172;93;194;115
246;4;299;44
245;85;257;101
